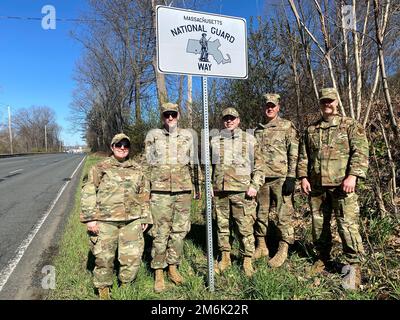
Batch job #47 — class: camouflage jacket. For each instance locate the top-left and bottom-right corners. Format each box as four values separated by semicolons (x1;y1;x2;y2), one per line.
145;127;200;192
254;117;299;179
211;128;264;192
80;156;152;224
297;115;369;186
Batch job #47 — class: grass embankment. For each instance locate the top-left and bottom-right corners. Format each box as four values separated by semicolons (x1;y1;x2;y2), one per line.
47;155;399;300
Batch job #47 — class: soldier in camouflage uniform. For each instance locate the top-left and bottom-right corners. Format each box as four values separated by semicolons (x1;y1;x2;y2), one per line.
297;88;369;290
211;107;263;277
145;102;200;293
249;93;299;268
80;133;152;300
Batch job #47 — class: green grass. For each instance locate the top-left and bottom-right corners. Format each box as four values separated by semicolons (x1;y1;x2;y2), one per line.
46;155;102;300
47;155;399;300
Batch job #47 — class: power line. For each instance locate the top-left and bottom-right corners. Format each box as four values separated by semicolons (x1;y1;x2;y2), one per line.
0;14;154;27
0;14;161;31
0;15;104;23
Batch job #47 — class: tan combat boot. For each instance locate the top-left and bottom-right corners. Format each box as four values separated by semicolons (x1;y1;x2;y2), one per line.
268;241;289;268
243;257;255;277
154;269;165;293
98;287;110;300
253;237;269;259
218;251;232;272
168;265;183;285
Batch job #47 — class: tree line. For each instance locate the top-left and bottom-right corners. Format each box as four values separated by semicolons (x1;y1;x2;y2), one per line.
70;0;399;216
0;105;62;154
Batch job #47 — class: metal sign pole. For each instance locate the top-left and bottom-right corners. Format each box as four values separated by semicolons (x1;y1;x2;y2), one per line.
202;76;215;292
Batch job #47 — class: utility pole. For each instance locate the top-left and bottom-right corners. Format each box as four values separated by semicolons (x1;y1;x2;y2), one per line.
45;124;48;152
8;106;13;154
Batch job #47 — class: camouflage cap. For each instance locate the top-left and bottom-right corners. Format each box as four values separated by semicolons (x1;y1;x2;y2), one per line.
111;133;130;145
222;107;239;118
161;102;179;113
263;93;281;105
319;87;337;101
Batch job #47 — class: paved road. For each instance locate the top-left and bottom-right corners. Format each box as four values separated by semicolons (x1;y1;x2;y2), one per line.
0;153;85;298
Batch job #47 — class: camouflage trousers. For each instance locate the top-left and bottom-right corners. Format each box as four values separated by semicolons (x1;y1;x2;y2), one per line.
214;191;256;257
309;186;364;264
90;219;144;288
254;177;294;244
150;191;192;269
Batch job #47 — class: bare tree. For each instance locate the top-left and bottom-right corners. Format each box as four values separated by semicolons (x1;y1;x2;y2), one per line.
151;0;169;108
352;1;363;120
373;0;399;138
187;75;193;126
13;106;61;152
288;0;345;115
340;0;355;118
70;0;155;150
362;0;390;128
289;0;319;103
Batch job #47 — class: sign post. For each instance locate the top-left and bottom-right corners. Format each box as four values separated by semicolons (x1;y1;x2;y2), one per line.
201;75;215;290
156;5;247;291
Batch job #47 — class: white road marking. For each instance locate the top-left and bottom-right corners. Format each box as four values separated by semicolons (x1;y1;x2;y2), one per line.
9;169;23;174
0;156;86;292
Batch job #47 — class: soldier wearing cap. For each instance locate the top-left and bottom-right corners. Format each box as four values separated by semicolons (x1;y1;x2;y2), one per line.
211;107;263;277
249;93;299;268
80;133;152;299
297;87;369;290
145;102;201;293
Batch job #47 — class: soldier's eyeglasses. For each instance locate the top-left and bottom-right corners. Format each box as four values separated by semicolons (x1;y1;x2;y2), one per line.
163;112;178;119
114;142;130;149
223;115;237;122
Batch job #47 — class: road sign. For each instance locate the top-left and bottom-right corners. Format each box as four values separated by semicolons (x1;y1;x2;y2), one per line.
156;5;248;292
156;6;248;79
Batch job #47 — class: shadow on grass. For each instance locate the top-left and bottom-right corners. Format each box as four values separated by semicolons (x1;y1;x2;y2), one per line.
142;231;153;272
186;220;219;258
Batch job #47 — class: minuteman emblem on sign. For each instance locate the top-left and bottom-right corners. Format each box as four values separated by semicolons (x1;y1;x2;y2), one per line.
186;34;231;71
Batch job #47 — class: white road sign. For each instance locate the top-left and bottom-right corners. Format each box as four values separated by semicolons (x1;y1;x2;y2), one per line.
156;6;248;79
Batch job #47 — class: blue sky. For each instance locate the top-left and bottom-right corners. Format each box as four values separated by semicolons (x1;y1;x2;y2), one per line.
0;0;267;146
